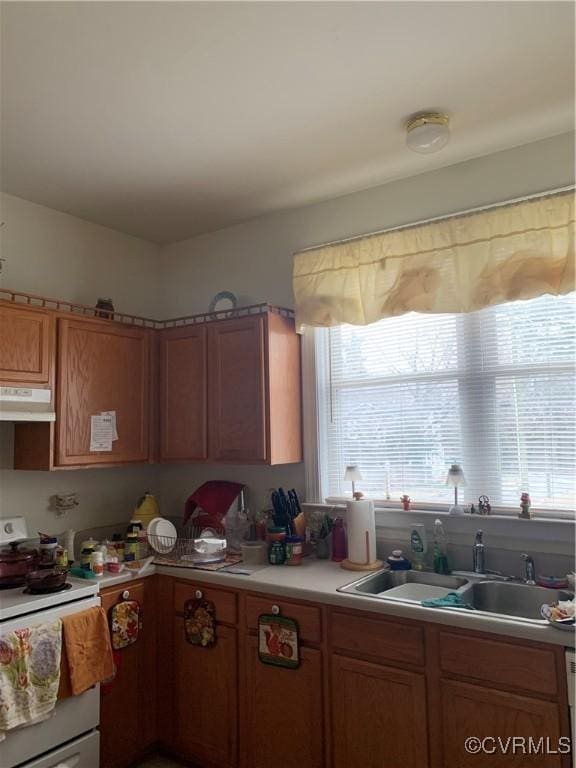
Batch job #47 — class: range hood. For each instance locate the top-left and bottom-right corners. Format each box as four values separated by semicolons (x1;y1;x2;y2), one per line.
0;386;56;422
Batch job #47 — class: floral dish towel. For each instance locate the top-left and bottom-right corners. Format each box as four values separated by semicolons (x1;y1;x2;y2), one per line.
0;619;62;740
109;600;141;650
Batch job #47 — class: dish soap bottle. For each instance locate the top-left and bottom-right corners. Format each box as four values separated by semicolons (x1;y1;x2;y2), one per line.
410;524;427;571
433;519;450;575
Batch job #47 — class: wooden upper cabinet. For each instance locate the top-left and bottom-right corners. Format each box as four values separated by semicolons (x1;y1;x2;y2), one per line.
55;317;151;466
159;325;207;462
0;302;54;386
208;315;267;462
207;311;302;465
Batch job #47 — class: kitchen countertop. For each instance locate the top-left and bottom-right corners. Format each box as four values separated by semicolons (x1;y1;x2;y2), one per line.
96;559;575;649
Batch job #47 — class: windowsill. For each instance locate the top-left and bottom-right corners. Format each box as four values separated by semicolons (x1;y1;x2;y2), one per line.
319;497;575;525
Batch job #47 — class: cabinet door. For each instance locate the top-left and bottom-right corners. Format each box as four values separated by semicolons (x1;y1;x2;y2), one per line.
56;318;150;465
175;619;237;767
0;303;53;385
440;679;566;768
240;635;324;768
208;316;267;462
331;655;428;768
159;325;207;461
100;579;157;768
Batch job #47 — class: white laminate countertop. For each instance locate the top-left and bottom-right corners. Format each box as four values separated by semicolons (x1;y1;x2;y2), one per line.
95;559;575;650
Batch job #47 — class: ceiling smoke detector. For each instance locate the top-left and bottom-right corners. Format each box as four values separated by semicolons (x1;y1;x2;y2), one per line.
406;113;450;154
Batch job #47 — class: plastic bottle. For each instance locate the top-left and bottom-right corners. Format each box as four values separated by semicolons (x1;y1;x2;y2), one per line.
39;537;59;566
410;524;428;571
433;519;450;575
285;536;303;566
331;517;347;562
386;550;411;570
91;550;104;577
125;532;139;562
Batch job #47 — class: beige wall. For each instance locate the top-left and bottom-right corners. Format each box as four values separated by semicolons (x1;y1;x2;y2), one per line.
159;132;575;316
157;132;576;519
0;193;161;316
1;132;574;535
0;194;161;534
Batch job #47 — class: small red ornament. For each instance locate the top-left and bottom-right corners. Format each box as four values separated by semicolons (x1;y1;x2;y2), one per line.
401;494;411;511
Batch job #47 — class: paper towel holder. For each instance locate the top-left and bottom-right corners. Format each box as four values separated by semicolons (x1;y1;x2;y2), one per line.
341;499;383;572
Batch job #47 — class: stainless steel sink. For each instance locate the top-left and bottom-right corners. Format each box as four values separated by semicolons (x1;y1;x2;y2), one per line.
338;569;468;596
338;568;574;625
459;580;573;621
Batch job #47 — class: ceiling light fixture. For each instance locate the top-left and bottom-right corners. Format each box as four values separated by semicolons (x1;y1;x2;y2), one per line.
406;112;450;154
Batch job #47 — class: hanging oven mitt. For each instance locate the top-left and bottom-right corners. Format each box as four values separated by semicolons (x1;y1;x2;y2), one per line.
109;599;142;650
184;597;216;648
258;614;300;669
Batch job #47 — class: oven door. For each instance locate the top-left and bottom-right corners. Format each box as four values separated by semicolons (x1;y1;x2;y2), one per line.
19;730;99;768
1;596;101;768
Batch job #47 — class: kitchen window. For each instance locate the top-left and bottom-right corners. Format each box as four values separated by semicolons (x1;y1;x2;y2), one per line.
307;292;575;514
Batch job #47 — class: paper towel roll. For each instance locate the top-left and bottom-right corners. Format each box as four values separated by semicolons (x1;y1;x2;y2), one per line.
345;499;377;565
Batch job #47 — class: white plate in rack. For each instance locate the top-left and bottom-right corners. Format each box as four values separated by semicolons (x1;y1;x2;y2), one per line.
147;517;177;554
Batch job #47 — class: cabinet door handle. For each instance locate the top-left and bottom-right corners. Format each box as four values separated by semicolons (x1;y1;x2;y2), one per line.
122;590;130;600
271;604;280;615
195;590;203;599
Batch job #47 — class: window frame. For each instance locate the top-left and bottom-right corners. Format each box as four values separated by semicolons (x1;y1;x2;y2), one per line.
302;302;576;520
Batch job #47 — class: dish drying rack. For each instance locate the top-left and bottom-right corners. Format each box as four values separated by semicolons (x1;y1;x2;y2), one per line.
147;532;239;570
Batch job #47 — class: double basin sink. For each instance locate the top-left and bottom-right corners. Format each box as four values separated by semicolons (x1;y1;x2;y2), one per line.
338;569;573;623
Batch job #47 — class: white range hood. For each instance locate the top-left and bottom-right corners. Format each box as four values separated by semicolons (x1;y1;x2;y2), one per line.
0;386;56;421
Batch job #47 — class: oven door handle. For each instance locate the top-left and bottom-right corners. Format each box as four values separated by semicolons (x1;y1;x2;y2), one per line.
51;755;81;768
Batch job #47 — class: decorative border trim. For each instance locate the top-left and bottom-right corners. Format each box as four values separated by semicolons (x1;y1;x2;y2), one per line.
0;288;294;328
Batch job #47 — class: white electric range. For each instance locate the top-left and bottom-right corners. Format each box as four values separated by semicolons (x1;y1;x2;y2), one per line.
0;518;101;768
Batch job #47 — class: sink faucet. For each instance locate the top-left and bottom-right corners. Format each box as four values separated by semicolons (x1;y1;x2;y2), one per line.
521;553;536;585
472;530;485;574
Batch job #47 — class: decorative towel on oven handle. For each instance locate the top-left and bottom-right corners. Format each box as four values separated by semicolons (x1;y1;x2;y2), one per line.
0;619;63;740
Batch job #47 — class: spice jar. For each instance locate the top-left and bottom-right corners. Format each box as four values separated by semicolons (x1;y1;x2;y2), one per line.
125;532;139;561
55;546;68;568
268;540;286;565
39;536;58;567
91;550;104;577
81;547;94;571
285;536;303;565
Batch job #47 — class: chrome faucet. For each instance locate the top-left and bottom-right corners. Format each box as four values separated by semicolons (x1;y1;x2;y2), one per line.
472;530;485;574
521;553;536;585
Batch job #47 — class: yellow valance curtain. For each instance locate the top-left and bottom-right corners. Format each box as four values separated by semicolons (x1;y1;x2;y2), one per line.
293;191;575;331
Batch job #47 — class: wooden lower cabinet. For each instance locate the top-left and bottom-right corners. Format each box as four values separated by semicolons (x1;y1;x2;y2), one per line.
174;619;238;767
240;635;324;768
99;578;157;768
331;655;429;768
440;679;566;768
98;577;570;768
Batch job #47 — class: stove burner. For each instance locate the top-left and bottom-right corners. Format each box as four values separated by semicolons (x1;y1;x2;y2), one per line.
23;582;73;596
0;580;26;590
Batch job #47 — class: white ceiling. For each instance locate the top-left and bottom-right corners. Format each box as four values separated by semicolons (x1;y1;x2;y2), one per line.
1;2;574;244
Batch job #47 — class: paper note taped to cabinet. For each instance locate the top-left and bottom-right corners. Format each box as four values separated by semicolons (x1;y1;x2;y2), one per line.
100;410;119;441
90;413;114;451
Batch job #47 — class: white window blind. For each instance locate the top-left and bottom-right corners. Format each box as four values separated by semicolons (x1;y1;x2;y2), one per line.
317;293;575;512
